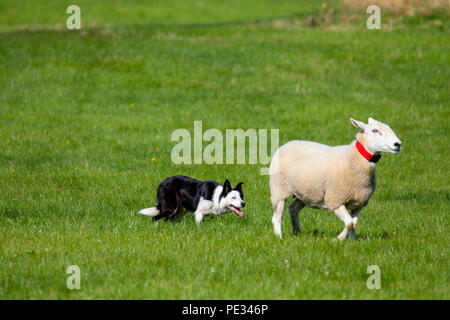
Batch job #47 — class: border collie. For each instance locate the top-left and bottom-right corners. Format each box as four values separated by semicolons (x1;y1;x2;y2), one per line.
139;175;245;225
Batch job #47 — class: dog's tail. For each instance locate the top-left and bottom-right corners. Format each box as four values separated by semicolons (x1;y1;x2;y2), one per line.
138;207;160;217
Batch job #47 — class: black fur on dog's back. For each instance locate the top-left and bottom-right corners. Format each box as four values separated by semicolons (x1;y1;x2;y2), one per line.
154;175;219;221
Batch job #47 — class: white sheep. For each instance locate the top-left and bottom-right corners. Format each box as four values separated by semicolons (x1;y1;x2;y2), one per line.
269;117;402;240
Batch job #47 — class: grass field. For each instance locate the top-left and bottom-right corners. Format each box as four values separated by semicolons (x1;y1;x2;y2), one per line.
0;1;449;299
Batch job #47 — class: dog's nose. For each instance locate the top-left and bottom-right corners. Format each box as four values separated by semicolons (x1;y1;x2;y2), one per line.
241;202;246;208
394;142;401;148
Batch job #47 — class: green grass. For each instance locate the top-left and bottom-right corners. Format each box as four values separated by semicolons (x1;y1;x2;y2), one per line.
0;0;326;32
0;1;449;299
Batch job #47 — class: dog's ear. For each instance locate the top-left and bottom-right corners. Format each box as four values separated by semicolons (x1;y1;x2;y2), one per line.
235;182;243;191
223;179;232;194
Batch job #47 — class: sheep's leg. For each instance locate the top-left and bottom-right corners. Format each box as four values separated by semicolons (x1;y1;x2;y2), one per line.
333;205;354;240
348;208;361;240
289;197;305;235
272;199;286;238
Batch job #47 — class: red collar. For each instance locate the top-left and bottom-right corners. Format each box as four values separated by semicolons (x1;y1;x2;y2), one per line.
356;141;381;163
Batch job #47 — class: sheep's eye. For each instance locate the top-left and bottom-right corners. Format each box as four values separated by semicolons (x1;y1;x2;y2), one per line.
372;129;382;136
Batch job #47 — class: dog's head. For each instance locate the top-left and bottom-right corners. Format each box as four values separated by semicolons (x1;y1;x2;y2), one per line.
220;179;245;217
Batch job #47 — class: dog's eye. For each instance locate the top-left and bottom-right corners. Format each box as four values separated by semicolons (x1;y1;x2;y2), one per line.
231;197;236;200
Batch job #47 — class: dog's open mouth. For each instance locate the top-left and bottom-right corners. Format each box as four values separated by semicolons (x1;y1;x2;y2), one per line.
229;205;243;217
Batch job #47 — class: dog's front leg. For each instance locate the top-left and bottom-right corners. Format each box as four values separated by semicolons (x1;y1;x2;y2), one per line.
194;200;214;225
195;211;204;225
195;209;213;225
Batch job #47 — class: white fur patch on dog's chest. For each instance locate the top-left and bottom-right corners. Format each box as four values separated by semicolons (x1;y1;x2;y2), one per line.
196;198;214;212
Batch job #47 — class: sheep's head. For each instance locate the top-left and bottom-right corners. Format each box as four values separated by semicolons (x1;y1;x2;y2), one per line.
350;117;402;154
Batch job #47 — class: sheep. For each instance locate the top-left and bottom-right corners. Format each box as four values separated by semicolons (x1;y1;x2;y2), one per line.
269;117;402;240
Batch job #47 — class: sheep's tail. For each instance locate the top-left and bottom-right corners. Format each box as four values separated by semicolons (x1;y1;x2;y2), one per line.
139;207;160;217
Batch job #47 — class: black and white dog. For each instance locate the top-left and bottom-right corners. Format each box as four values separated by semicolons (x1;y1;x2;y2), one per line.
139;175;245;225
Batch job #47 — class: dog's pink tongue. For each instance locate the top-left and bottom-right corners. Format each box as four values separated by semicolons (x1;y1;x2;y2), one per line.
230;206;243;217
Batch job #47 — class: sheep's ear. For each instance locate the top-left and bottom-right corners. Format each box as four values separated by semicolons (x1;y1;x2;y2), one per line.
368;117;377;124
350;118;366;131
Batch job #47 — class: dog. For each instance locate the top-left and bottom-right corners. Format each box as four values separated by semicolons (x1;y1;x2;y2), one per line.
139;175;245;225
